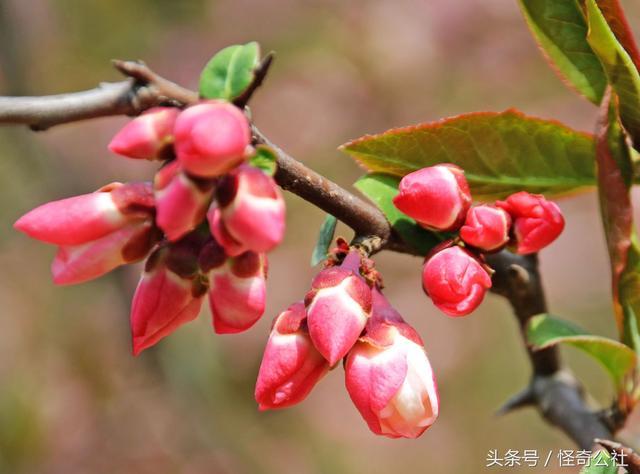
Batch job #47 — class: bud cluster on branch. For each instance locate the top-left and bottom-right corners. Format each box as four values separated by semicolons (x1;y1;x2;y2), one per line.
256;246;439;439
4;50;611;447
15;100;286;355
394;164;565;317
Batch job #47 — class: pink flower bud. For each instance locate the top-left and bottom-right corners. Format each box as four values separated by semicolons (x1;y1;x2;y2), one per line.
422;246;492;317
207;205;249;257
130;246;206;355
305;251;372;365
393;164;472;231
255;301;329;410
108;107;179;160
213;165;286;253
459;204;512;252
206;250;267;334
52;221;156;285
154;161;214;241
496;192;565;254
174;101;252;178
14;182;154;246
345;288;439;439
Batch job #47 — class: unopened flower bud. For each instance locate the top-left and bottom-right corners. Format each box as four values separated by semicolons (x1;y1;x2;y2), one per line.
14;182;154;246
213;165;285;253
460;204;512;252
422;246;491;317
52;221;157;285
108;107;179;160
206;249;267;334
174;101;251;178
393;164;471;231
130;242;207;355
496;192;565;254
255;301;329;410
207;205;249;257
154;161;214;241
345;288;439;439
305;251;372;365
15;183;157;284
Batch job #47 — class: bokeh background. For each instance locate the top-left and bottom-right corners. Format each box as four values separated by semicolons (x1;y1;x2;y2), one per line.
1;1;640;473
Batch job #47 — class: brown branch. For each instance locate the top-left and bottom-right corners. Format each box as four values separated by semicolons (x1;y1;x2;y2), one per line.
233;53;274;109
0;61;197;131
253;127;393;244
0;60;615;448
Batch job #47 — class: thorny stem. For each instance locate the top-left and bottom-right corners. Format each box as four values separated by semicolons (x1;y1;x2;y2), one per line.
0;60;618;448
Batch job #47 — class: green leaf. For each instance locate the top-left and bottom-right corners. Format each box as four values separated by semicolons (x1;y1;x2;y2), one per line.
249;145;277;176
199;42;260;101
354;173;441;255
596;0;640;73
527;314;637;390
586;0;640;149
580;450;618;474
517;0;607;104
341;109;596;200
311;214;337;266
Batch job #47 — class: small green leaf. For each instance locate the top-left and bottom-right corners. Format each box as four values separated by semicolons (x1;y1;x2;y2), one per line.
527;314;637;390
354;173;441;255
586;0;640;149
311;214;337;266
580;450;618;474
341;109;597;200
517;0;607;104
199;42;260;101
250;145;277;176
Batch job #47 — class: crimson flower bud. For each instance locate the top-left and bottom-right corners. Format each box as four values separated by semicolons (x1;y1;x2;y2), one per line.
459;204;512;252
212;165;286;253
345;288;439;439
393;164;471;231
154;161;214;241
174;101;252;178
15;182;157;284
130;243;207;355
496;191;565;255
422;246;492;317
255;301;329;410
203;246;267;334
108;107;179;160
305;251;372;365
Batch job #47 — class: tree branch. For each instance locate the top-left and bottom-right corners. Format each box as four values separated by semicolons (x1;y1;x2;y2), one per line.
0;60;615;448
0;61;197;131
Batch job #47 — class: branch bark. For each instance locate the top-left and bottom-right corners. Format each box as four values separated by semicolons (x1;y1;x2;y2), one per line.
0;60;614;448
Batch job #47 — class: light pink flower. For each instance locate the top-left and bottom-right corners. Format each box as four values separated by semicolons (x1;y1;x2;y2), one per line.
108;107;180;160
255;301;329;410
305;251;372;365
174;101;252;178
345;288;439;439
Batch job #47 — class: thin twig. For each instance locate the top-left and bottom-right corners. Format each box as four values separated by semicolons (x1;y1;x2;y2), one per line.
234;53;275;109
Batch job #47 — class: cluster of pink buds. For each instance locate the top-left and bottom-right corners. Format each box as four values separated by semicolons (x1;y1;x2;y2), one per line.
15;101;286;354
255;244;439;439
394;164;565;317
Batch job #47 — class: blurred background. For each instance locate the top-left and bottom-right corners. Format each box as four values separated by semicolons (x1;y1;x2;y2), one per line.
0;0;639;473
